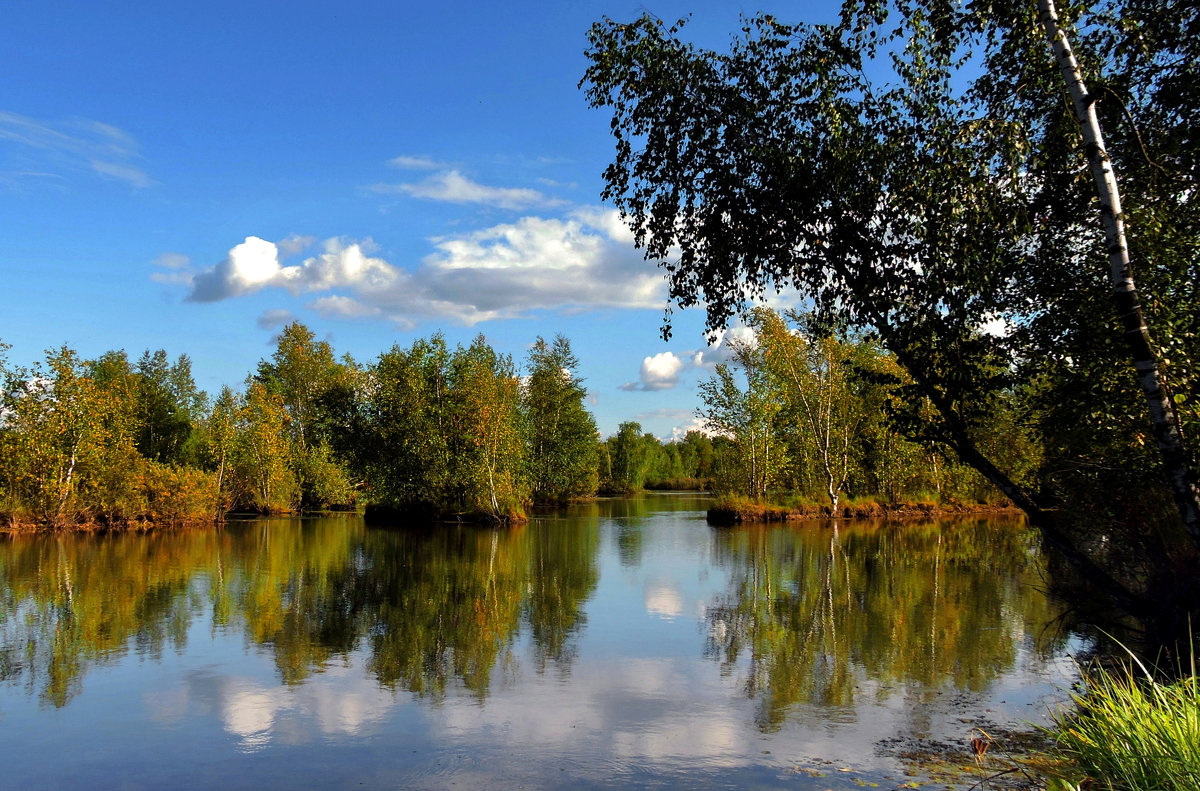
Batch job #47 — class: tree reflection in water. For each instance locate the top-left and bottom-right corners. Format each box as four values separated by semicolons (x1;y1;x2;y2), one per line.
0;507;1071;745
704;518;1072;731
0;515;600;706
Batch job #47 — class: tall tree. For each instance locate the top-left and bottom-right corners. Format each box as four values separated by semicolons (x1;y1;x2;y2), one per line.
753;308;884;510
523;335;599;503
361;335;454;513
450;336;527;519
1034;0;1199;541
256;321;343;448
582;3;1199;630
231;382;296;513
256;322;355;508
0;347;139;524
698;340;785;501
608;421;649;494
132;349;194;464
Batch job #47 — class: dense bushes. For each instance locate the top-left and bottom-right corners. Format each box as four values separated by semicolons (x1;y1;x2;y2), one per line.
1;326;601;527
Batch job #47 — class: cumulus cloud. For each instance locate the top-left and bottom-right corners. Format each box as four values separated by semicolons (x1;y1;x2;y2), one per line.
692;324;756;368
170;208;665;327
0;111;153;188
618;324;757;394
186;236;398;303
621;352;687;392
188;236;284;301
368;170;560;210
669;419;708;442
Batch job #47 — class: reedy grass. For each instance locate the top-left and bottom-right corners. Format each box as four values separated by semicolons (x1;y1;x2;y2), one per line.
1048;648;1200;791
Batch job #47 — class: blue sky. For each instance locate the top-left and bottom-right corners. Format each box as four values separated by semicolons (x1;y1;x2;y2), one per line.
1;1;836;438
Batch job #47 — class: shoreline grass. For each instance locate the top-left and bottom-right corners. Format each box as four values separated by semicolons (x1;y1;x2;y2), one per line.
1045;655;1200;791
706;493;1020;525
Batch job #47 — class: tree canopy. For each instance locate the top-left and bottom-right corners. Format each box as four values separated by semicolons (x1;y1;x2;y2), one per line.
582;0;1199;639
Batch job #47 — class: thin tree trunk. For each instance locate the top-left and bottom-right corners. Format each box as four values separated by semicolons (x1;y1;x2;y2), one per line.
58;448;77;523
1038;0;1200;547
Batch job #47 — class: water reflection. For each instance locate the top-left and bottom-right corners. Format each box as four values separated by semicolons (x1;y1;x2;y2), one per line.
706;518;1071;731
0;515;600;706
0;501;1079;789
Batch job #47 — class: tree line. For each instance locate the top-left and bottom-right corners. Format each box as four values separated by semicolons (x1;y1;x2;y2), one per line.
0;325;601;526
697;308;1038;510
3;316;1036;529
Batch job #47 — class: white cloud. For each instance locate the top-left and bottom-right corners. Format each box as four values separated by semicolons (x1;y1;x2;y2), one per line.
368;170;560;210
536;177;577;189
693;324;756;368
386;155;443;170
669;419;708;442
570;205;636;244
150;270;194;285
616;323;757;395
188;236;282;301
278;234;317;257
307;295;381;319
154;252;190;269
0;111;153;188
620;328;755;392
621;352;686;392
150;251;195;285
90;159;155;188
187;236;398;303
171;209;665;326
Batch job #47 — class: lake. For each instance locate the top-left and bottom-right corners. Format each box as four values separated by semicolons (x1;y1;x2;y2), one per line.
0;493;1080;789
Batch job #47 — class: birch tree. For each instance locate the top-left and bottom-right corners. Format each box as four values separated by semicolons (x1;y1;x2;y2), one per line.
451;337;527;520
582;1;1199;631
753;309;882;510
1035;0;1200;542
698;341;786;501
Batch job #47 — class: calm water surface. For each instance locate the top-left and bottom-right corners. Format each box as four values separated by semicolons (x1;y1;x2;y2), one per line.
0;494;1080;790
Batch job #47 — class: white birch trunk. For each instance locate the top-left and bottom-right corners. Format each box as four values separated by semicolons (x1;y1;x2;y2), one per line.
1038;0;1200;545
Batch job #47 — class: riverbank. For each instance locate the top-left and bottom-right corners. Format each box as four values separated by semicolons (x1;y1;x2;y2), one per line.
0;504;348;534
706;497;1022;525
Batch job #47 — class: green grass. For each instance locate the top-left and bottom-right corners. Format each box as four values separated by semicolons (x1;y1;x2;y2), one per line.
1048;653;1200;791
